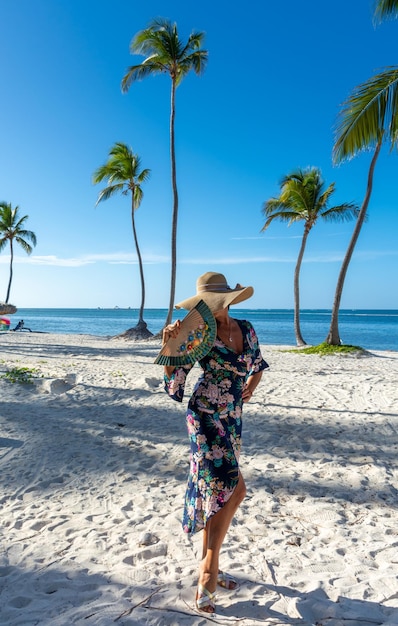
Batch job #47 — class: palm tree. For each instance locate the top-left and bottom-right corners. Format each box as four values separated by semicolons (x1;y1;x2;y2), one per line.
0;202;37;303
93;142;152;338
262;168;358;346
325;0;398;345
121;18;207;327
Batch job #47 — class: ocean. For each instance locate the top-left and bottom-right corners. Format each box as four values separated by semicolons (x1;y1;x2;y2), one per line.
1;308;397;352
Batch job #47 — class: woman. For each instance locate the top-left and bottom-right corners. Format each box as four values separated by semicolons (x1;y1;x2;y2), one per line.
162;271;268;613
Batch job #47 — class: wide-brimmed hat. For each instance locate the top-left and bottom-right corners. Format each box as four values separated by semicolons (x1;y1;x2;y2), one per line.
175;271;254;312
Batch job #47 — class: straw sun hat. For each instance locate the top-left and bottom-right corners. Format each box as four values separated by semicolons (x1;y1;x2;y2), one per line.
175;271;254;312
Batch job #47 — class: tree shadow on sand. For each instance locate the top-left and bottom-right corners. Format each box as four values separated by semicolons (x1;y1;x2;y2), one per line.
1;563;397;625
1;373;398;510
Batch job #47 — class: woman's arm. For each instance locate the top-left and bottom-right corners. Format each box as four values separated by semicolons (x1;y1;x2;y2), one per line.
242;370;263;403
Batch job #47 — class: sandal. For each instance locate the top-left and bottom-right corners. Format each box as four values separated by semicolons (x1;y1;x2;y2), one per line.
196;584;216;613
217;571;239;590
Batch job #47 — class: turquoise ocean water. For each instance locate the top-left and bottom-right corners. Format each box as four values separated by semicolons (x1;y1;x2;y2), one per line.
1;308;397;351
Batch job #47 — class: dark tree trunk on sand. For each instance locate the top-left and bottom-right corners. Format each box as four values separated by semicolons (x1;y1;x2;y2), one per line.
294;225;310;346
326;141;382;345
131;192;147;327
5;240;14;304
116;188;153;341
164;77;178;328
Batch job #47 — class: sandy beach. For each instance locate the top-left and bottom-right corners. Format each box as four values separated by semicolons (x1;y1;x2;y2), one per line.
1;331;398;626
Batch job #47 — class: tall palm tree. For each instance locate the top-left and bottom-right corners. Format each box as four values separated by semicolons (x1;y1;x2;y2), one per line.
262;168;358;346
325;0;398;345
0;202;37;303
93;142;152;337
121;18;207;327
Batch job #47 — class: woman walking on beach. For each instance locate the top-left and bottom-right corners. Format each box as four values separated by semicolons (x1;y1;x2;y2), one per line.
162;272;268;613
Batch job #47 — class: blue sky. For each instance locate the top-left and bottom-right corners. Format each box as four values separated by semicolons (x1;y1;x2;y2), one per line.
0;0;397;310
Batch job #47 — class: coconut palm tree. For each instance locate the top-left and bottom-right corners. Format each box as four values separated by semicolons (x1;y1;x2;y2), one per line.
262;168;358;346
121;18;207;327
325;0;398;345
0;202;37;303
93;142;152;338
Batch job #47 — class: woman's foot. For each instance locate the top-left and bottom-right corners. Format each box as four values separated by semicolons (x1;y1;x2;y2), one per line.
196;566;217;613
196;584;216;613
217;570;239;590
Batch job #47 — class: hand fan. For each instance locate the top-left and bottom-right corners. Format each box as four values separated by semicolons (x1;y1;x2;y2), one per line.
154;299;216;366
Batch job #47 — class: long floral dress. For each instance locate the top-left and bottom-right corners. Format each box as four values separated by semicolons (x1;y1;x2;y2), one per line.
164;319;268;534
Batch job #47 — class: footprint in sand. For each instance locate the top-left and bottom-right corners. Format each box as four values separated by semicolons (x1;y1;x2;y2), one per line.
36;374;80;395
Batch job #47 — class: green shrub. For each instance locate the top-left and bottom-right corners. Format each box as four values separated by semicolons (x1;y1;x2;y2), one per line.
285;342;365;356
1;366;42;384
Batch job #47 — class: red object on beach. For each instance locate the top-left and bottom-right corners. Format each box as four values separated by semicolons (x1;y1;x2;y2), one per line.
0;317;10;331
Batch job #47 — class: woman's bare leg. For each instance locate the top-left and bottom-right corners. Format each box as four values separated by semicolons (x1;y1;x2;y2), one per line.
197;473;246;611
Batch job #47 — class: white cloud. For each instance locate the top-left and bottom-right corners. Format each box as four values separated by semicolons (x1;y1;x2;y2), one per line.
231;235;302;240
0;252;170;267
2;248;396;269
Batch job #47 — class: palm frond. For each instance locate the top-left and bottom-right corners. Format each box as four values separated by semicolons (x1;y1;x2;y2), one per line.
131;22;169;55
374;0;398;23
121;59;166;92
93;164;111;184
262;208;305;231
95;184;125;205
177;50;208;82
133;186;144;208
320;203;360;222
137;168;151;184
15;229;37;245
15;237;33;254
333;66;398;163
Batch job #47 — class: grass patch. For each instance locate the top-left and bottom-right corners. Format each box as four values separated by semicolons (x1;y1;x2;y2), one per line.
1;366;42;384
285;342;365;356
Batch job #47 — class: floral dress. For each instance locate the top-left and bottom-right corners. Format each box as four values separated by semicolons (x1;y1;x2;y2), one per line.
164;319;268;534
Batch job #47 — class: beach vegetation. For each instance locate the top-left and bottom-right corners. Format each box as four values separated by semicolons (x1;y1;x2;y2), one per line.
286;342;366;356
93;142;152;339
1;366;42;384
326;0;398;345
261;168;358;347
121;18;207;329
0;202;37;303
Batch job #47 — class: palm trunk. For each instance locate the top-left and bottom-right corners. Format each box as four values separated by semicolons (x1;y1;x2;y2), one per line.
294;225;310;346
165;77;178;327
326;140;382;345
5;240;13;303
131;191;146;328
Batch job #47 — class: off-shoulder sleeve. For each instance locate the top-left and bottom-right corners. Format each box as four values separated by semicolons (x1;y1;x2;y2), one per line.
245;322;269;377
164;363;194;403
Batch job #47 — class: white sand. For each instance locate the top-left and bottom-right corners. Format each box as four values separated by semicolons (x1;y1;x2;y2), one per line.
1;331;398;626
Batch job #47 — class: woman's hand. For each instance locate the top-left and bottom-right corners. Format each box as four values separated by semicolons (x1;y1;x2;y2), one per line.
162;320;181;346
242;371;263;403
242;387;254;403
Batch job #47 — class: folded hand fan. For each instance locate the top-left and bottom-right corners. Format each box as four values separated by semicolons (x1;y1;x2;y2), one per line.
154;299;216;366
